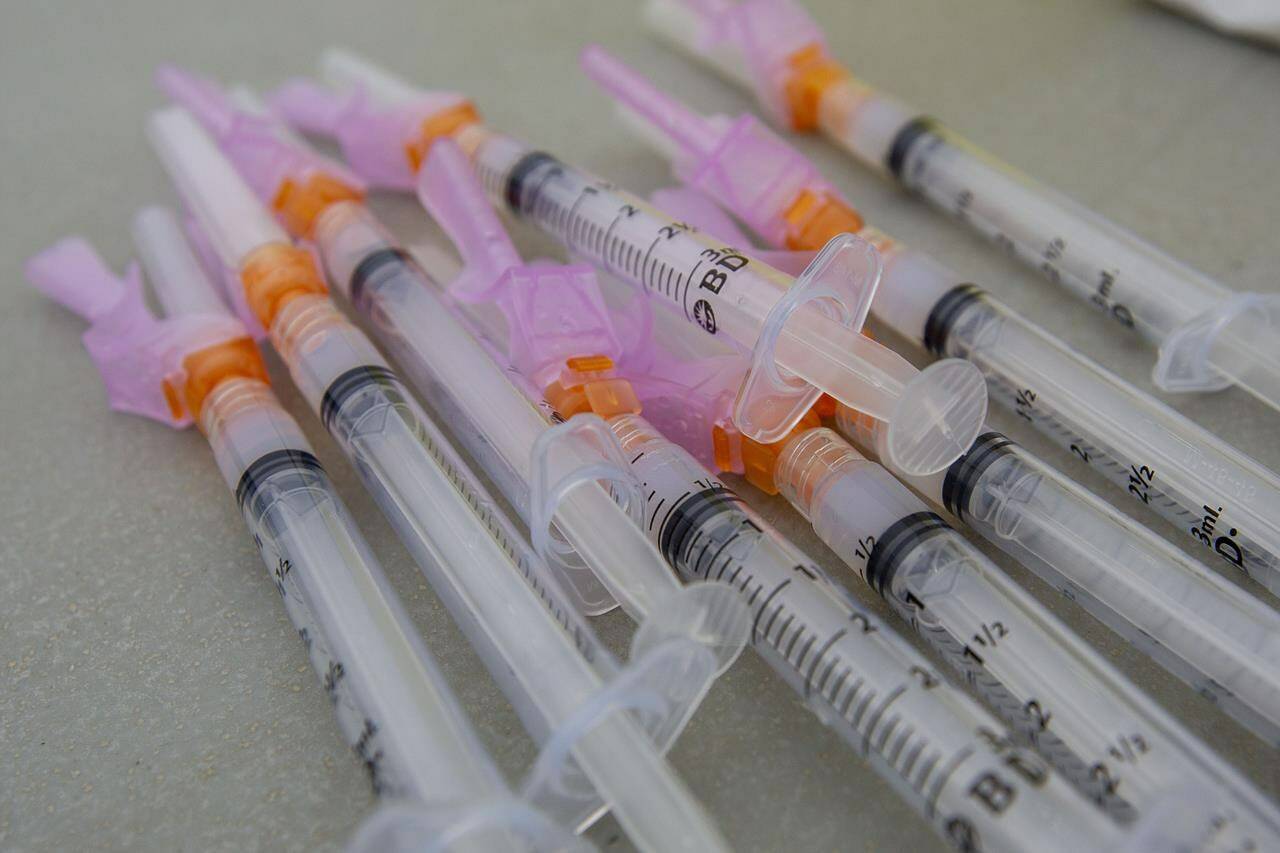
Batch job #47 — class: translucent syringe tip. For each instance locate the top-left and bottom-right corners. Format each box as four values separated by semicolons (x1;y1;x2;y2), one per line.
580;44;722;161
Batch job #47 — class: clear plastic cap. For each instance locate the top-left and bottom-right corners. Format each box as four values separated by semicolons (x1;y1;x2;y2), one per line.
131;206;230;318
146;106;288;268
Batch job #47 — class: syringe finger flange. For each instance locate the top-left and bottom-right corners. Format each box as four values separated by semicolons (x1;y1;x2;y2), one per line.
735;233;876;442
529;413;648;571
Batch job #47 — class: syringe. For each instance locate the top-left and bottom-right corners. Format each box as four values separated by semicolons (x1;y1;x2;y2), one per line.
413;135;1192;836
155;65;619;616
569;76;1280;750
158;63;697;626
269;49;991;479
285;129;1126;849
562;231;1280;838
504;141;1280;752
455;131;1280;835
430;192;1280;843
847;404;1280;747
417;88;1280;843
643;0;1280;413
607;415;1128;851
146;105;746;853
578;48;1280;595
404;124;1280;834
774;427;1280;845
24;233;583;851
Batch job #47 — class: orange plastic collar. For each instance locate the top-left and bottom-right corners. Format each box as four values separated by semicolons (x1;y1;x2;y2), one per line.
164;336;269;422
544;355;643;419
240;243;328;328
713;408;822;495
783;43;850;132
271;172;365;239
782;188;864;251
405;101;482;173
811;394;838;420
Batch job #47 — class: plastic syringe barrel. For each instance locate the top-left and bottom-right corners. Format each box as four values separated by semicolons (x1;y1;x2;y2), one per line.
313;202;685;623
605;414;1120;852
837;409;1280;749
865;112;1280;406
30;231;561;848
199;377;515;809
262;51;984;474
307;195;1119;849
464;131;986;476
125;211;515;813
643;0;1280;410
595;18;1280;590
138;171;732;835
580;39;1280;595
266;295;730;852
466;134;895;398
271;294;610;686
775;427;1280;847
562;172;1280;832
875;258;1280;593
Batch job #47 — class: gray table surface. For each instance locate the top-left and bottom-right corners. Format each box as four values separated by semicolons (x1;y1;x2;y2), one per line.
3;1;1278;850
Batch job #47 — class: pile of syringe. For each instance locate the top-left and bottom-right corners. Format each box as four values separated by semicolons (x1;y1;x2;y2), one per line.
23;2;1280;850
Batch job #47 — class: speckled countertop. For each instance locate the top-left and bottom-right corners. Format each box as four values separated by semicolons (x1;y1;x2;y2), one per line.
2;1;1278;850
